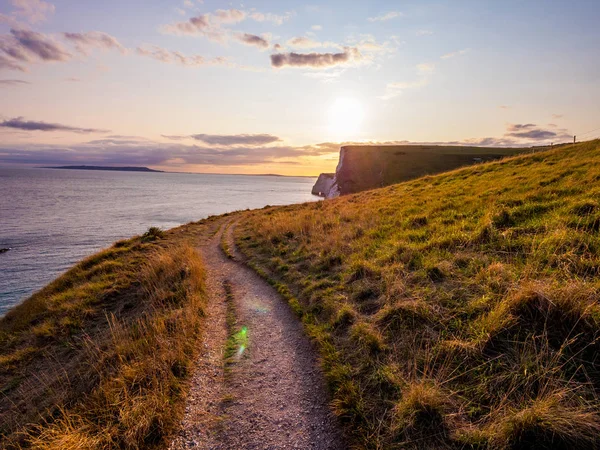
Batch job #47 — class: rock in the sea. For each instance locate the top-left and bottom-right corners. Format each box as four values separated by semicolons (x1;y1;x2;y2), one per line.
311;173;336;197
0;248;11;254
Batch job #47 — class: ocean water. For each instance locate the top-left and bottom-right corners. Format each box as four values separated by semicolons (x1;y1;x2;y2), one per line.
0;167;318;315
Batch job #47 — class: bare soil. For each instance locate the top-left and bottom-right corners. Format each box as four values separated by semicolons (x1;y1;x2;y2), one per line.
170;219;345;449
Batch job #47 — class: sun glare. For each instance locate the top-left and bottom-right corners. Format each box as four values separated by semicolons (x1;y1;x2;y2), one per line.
328;97;365;140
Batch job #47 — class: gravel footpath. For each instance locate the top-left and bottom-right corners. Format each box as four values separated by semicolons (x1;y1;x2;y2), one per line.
170;219;346;449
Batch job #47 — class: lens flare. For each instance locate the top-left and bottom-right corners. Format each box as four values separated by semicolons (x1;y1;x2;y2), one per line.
233;326;249;358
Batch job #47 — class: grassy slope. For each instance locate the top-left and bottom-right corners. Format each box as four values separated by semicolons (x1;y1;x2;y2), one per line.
0;226;209;449
236;140;600;449
336;145;543;195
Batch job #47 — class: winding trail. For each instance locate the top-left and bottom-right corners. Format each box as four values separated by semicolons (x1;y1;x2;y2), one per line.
170;219;345;449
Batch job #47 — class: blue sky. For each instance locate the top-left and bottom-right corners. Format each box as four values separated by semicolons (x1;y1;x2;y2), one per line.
1;0;599;174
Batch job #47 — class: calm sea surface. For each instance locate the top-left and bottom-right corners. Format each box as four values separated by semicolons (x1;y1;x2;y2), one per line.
0;167;318;315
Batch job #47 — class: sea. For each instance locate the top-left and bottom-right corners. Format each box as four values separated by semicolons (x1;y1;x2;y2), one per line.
0;167;318;315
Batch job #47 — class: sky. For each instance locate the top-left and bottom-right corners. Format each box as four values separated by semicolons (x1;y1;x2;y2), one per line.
1;0;599;175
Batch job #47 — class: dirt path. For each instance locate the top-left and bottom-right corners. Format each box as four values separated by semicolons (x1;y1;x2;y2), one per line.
170;219;345;449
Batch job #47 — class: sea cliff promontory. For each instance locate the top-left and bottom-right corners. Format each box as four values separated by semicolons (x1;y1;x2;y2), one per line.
313;144;532;198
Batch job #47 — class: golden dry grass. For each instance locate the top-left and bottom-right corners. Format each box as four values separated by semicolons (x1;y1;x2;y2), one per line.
0;231;208;449
235;140;600;448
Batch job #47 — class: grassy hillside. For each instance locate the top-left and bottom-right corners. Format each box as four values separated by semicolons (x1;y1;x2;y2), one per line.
334;144;544;195
0;227;207;449
236;140;600;449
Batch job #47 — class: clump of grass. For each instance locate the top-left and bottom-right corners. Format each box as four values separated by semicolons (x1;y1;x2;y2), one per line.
486;392;600;449
0;234;207;449
142;226;164;242
393;380;455;442
234;140;600;448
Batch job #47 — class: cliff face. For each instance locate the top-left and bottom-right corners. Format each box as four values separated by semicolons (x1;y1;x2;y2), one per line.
311;173;336;196
313;144;529;198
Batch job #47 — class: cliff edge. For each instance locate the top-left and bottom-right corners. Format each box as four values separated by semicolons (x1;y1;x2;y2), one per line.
313;144;532;198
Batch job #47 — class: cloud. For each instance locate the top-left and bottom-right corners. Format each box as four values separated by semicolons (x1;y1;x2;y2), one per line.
213;9;246;24
163;133;282;146
552;113;563;119
62;31;127;55
464;123;572;146
0;78;30;85
303;69;344;83
311;25;322;31
161;8;294;43
192;134;281;146
417;62;435;73
136;45;228;67
235;33;270;49
504;123;563;140
10;0;55;24
346;34;397;55
380;63;435;100
441;48;470;59
498;105;510;109
285;36;344;51
0;13;19;27
271;47;361;69
1;28;71;64
248;11;294;25
0;124;575;169
0;54;27;71
368;11;402;22
0;135;338;168
161;14;213;36
416;30;434;36
287;36;323;49
0;117;108;133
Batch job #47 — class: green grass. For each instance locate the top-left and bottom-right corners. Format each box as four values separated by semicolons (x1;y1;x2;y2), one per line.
0;228;208;449
235;140;600;449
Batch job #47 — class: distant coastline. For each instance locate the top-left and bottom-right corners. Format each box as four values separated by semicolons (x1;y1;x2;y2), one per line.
43;165;164;173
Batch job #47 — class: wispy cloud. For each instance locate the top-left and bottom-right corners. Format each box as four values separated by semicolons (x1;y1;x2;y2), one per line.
0;78;30;85
136;45;228;67
161;8;294;44
10;0;55;24
235;33;270;49
162;133;282;146
380;63;435;100
271;47;362;69
0;116;108;133
303;69;345;83
368;11;402;22
248;11;295;25
416;30;434;36
0;54;27;71
286;36;341;50
0;28;71;72
62;31;127;55
212;9;246;24
192;134;281;146
552;113;564;119
441;48;470;59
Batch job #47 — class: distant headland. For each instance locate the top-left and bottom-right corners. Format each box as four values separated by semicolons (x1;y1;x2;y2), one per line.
43;166;163;173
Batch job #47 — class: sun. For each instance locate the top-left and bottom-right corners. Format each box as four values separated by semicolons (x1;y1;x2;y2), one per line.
328;97;365;140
